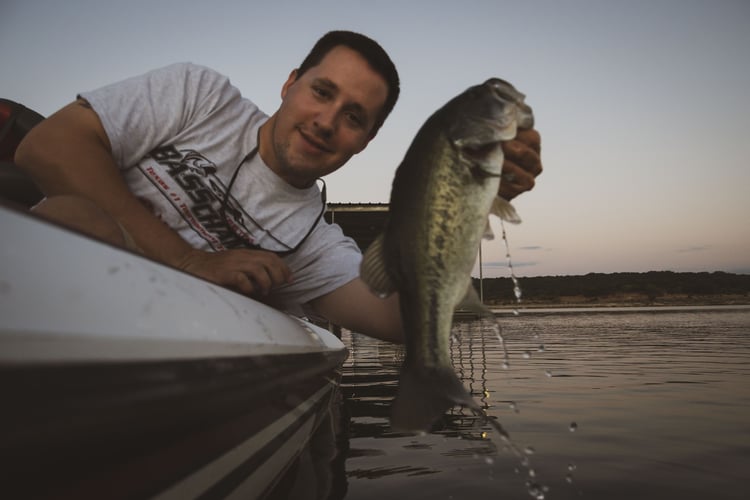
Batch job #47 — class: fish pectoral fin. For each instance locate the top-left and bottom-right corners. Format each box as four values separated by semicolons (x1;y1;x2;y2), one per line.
491;196;522;224
483;219;495;240
390;365;480;432
456;283;494;317
360;233;397;298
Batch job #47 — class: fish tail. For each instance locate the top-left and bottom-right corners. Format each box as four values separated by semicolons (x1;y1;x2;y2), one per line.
390;364;480;432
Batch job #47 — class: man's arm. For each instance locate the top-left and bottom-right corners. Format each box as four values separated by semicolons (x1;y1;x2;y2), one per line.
15;100;291;296
310;278;404;343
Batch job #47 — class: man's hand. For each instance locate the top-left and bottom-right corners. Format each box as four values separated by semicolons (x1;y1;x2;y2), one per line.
498;128;542;201
178;248;293;297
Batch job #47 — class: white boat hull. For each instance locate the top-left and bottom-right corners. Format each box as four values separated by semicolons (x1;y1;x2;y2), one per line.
0;204;348;499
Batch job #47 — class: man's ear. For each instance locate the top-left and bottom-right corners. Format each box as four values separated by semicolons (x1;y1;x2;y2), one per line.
280;69;299;99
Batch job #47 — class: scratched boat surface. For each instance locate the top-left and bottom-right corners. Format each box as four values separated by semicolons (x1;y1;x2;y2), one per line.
0;204;348;499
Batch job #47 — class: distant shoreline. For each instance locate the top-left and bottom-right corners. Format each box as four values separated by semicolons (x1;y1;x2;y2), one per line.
485;293;750;309
472;271;750;309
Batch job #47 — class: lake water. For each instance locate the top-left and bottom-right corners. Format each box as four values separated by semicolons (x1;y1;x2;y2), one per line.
331;306;750;500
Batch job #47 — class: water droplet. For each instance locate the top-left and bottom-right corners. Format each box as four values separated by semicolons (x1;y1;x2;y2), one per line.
523;351;532;359
537;344;545;352
526;482;545;499
484;457;494;465
565;474;574;484
503;361;510;370
524;446;536;455
528;468;536;477
545;370;553;377
509;402;518;412
567;463;577;472
512;309;520;316
569;422;578;432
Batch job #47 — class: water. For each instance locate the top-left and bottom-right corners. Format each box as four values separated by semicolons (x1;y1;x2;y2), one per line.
335;306;750;500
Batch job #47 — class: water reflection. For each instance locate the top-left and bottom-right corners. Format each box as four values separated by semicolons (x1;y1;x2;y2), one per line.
343;320;496;441
341;306;750;500
272;307;750;500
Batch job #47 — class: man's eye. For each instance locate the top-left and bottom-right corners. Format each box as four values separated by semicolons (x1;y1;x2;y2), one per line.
313;86;330;99
346;112;363;127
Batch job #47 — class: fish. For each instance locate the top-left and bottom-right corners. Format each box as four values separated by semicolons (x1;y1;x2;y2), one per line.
360;78;534;431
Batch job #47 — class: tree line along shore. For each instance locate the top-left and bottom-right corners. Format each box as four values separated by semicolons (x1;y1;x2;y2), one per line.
473;271;750;307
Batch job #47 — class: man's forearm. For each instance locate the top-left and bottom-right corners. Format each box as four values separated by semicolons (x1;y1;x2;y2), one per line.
15;101;195;269
311;278;405;343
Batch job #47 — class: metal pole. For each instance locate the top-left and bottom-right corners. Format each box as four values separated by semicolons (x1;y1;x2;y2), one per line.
479;241;484;303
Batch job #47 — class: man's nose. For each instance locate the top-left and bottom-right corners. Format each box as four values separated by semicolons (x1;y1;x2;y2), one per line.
313;106;336;137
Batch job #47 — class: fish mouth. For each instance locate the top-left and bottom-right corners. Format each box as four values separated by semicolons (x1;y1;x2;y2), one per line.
485;78;526;105
484;79;535;129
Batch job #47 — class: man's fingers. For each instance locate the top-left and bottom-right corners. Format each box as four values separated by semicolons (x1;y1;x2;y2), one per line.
233;271;257;296
503;160;536;190
179;247;293;297
516;128;541;154
503;139;542;177
249;268;273;295
499;162;535;200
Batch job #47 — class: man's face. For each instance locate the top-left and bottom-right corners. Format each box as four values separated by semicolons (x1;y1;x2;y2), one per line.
264;45;389;188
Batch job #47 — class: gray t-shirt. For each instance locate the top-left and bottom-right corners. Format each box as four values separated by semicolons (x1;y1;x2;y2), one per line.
80;62;362;313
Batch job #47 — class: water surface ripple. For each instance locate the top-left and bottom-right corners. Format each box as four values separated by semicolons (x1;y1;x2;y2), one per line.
340;306;750;500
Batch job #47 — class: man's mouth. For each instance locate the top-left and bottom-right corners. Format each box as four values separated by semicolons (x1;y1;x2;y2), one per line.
298;128;333;154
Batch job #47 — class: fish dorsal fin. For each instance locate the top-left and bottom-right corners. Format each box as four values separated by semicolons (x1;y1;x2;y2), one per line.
455;283;493;317
360;233;397;298
491;196;522;224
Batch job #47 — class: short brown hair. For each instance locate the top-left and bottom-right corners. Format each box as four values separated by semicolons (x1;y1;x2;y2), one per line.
297;31;400;136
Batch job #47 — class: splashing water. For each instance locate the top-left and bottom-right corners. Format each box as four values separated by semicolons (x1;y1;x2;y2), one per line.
472;221;552;497
500;219;549;378
500;220;523;312
465;406;550;498
492;322;511;369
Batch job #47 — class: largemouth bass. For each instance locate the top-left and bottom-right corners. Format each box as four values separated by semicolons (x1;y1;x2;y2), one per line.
361;78;534;431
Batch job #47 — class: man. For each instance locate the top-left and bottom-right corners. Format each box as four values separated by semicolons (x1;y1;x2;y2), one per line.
15;31;542;344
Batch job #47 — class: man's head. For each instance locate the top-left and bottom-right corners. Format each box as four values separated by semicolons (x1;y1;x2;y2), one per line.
296;31;400;137
261;31;400;188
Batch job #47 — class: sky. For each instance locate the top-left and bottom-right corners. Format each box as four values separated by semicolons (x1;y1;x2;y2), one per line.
2;0;749;278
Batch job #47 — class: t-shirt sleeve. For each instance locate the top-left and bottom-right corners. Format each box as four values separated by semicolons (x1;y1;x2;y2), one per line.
273;221;363;310
79;62;238;169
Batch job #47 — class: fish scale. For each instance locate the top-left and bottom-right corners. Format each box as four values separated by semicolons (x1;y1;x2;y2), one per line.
360;78;533;431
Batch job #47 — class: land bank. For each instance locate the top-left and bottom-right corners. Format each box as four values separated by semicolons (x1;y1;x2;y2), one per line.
473;271;750;308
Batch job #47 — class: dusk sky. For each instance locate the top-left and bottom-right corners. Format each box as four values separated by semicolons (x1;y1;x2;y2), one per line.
2;0;748;278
